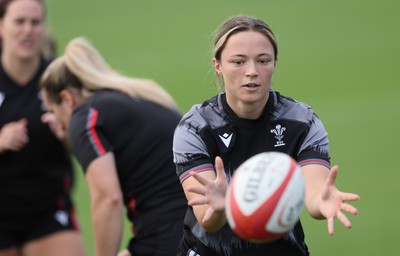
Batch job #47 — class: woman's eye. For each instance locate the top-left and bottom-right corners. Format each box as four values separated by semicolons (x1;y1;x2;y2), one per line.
233;60;243;65
259;59;271;64
32;19;42;26
14;18;24;25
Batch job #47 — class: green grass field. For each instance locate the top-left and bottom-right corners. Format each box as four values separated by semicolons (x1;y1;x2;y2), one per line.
46;0;400;255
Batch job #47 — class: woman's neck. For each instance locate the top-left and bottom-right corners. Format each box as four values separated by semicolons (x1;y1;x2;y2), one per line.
226;92;270;120
1;53;40;86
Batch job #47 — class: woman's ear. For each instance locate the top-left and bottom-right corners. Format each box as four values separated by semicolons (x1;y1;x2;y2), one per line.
213;58;222;76
59;89;76;108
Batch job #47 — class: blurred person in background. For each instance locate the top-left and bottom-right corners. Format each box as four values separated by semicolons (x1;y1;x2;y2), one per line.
39;36;187;256
172;15;360;256
0;0;85;256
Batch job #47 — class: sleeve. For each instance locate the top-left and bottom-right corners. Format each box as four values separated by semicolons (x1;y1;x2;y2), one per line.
69;107;114;172
172;116;215;183
296;112;331;169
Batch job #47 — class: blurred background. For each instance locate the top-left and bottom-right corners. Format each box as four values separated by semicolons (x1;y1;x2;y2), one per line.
46;0;400;255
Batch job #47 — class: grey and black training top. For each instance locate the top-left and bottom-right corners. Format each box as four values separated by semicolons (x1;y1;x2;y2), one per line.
173;90;330;256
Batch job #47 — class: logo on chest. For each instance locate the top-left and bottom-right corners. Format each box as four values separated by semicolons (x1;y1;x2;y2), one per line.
219;132;233;148
216;127;236;152
270;124;286;147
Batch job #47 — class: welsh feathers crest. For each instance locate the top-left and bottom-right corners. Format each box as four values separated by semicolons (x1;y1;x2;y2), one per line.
270;124;286;147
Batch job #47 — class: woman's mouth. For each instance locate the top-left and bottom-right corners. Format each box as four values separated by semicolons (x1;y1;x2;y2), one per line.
244;83;260;88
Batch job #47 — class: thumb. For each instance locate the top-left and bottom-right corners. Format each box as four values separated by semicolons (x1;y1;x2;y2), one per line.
214;156;226;178
327;165;339;186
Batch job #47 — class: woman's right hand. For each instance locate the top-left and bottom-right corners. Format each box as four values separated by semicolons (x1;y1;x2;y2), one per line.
0;119;29;153
187;156;228;223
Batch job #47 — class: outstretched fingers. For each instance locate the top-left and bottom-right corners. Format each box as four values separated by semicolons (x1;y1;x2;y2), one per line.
214;156;226;178
341;202;359;215
188;197;208;206
187;185;206;195
189;171;210;186
342;192;360;202
186;174;208;206
337;210;352;229
328;217;335;236
327;210;353;236
322;165;361;236
326;165;339;186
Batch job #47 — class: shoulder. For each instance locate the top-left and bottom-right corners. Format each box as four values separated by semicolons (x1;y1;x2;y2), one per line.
81;90;132;115
173;93;227;165
91;89;129;104
272;90;319;125
72;90;128;124
69;91;113;128
177;93;227;133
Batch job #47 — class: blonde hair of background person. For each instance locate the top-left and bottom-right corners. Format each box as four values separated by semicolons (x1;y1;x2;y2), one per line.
40;37;187;256
0;0;85;256
43;37;178;111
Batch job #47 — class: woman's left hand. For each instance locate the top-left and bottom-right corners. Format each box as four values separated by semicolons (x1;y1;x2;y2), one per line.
319;165;360;235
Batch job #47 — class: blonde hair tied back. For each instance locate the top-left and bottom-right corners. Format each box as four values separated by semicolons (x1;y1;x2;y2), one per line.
64;37;179;111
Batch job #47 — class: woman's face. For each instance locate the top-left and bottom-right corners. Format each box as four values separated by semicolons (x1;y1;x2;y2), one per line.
0;0;44;60
213;31;276;118
41;90;73;132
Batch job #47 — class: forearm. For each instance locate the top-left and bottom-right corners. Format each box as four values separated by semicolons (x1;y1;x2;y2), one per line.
302;164;330;220
305;194;325;220
91;197;124;256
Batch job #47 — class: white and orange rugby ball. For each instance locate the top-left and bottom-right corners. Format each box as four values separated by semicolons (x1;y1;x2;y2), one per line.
226;152;305;242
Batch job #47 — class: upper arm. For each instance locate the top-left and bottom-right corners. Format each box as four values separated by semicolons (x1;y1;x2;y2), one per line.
173;115;212;182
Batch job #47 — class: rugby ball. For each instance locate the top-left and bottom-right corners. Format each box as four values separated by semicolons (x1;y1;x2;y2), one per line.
226;152;305;242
